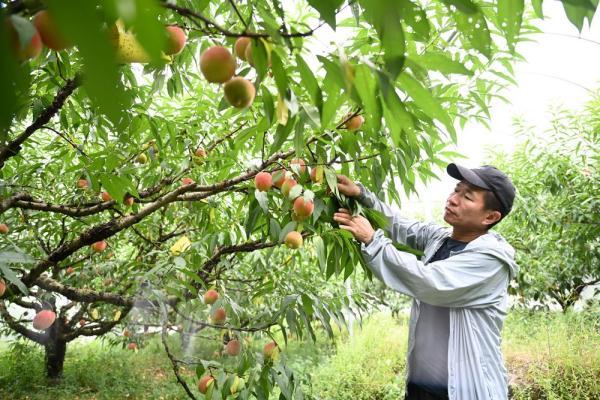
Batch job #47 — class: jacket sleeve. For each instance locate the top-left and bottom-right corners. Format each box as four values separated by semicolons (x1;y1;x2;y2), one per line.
361;229;510;308
356;183;446;252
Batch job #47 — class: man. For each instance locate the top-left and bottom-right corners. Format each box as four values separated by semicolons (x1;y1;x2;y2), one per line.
333;163;518;400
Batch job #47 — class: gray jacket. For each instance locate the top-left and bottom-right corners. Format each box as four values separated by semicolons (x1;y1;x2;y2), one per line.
357;184;519;400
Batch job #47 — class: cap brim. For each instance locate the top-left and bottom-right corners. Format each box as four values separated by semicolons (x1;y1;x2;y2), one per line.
447;163;491;190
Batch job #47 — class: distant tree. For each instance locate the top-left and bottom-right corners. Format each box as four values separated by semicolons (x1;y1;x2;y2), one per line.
493;96;600;311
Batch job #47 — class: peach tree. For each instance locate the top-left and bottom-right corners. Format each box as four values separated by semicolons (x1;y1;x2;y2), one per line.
0;0;597;397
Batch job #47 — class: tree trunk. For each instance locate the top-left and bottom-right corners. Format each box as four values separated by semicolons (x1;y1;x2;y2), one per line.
44;317;67;383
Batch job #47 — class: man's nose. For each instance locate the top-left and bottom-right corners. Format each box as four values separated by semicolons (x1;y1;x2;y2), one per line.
447;193;458;206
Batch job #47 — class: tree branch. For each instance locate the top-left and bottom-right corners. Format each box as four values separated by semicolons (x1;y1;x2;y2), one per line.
0;75;81;169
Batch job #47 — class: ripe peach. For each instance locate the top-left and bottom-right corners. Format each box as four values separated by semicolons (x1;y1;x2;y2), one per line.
263;341;279;360
0;279;5;296
33;310;56;330
0;223;9;234
204;289;219;305
198;375;214;394
245;44;271;67
234;37;251;60
101;191;112;202
6;17;42;60
181;177;194;186
272;170;289;188
91;240;107;253
284;231;303;249
290;158;307;174
164;25;186;55
224;77;256;108
212;307;226;325
123;195;134;207
127;342;137;350
281;179;297;198
310;166;324;183
33;10;73;50
200;46;236;83
344;114;364;131
226;339;241;356
66;266;74;274
77;179;89;189
254;172;272;192
293;197;314;217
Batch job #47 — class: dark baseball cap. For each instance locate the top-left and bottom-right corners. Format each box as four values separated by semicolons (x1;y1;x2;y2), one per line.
447;163;516;217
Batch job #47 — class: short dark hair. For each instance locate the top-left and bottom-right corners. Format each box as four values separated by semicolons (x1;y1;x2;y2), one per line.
483;190;503;229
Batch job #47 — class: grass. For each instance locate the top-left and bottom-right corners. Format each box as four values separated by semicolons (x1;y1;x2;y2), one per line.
0;310;598;399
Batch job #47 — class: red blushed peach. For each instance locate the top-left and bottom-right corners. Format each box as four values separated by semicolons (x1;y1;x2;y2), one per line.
255;172;273;192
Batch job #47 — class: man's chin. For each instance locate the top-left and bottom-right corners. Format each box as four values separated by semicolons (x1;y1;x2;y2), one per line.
443;213;456;226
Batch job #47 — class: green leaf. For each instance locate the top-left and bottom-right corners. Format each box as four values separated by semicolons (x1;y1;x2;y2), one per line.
307;0;344;29
0;16;31;138
0;263;29;295
497;0;525;52
397;73;456;140
313;236;327;272
295;55;323;118
359;0;406;79
353;65;382;133
269;116;296;155
262;87;275;126
410;52;473;76
532;0;544;18
451;9;492;58
439;0;480;14
48;0;129;125
255;190;269;213
561;0;597;32
270;51;288;98
127;0;167;62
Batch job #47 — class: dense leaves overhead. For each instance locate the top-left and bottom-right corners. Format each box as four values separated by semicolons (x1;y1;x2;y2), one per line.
0;0;598;397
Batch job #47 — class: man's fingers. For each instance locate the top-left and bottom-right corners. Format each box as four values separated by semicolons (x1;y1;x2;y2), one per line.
338;225;354;234
337;208;350;213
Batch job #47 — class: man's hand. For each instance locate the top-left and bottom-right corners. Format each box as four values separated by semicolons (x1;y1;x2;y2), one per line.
337;174;361;197
333;208;375;244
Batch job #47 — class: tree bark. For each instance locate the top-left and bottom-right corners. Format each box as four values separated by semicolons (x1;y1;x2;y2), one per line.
44;318;67;383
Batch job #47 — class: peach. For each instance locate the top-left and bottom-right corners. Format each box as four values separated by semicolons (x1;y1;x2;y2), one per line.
224;77;256;108
0;279;5;296
33;10;73;50
290;158;307;174
284;231;303;249
254;172;272;192
101;191;112;202
344;114;364;131
7;17;42;60
212;307;226;325
281;179;297;198
226;339;241;356
263;341;279;359
0;223;9;234
164;25;186;55
91;240;107;253
204;289;219;305
293;197;314;217
200;46;235;83
198;375;214;394
33;310;56;330
234;37;251;60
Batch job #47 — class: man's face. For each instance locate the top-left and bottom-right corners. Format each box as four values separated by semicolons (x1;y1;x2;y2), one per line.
443;181;499;230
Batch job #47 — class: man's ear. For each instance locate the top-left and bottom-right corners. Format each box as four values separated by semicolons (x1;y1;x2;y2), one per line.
484;210;502;226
